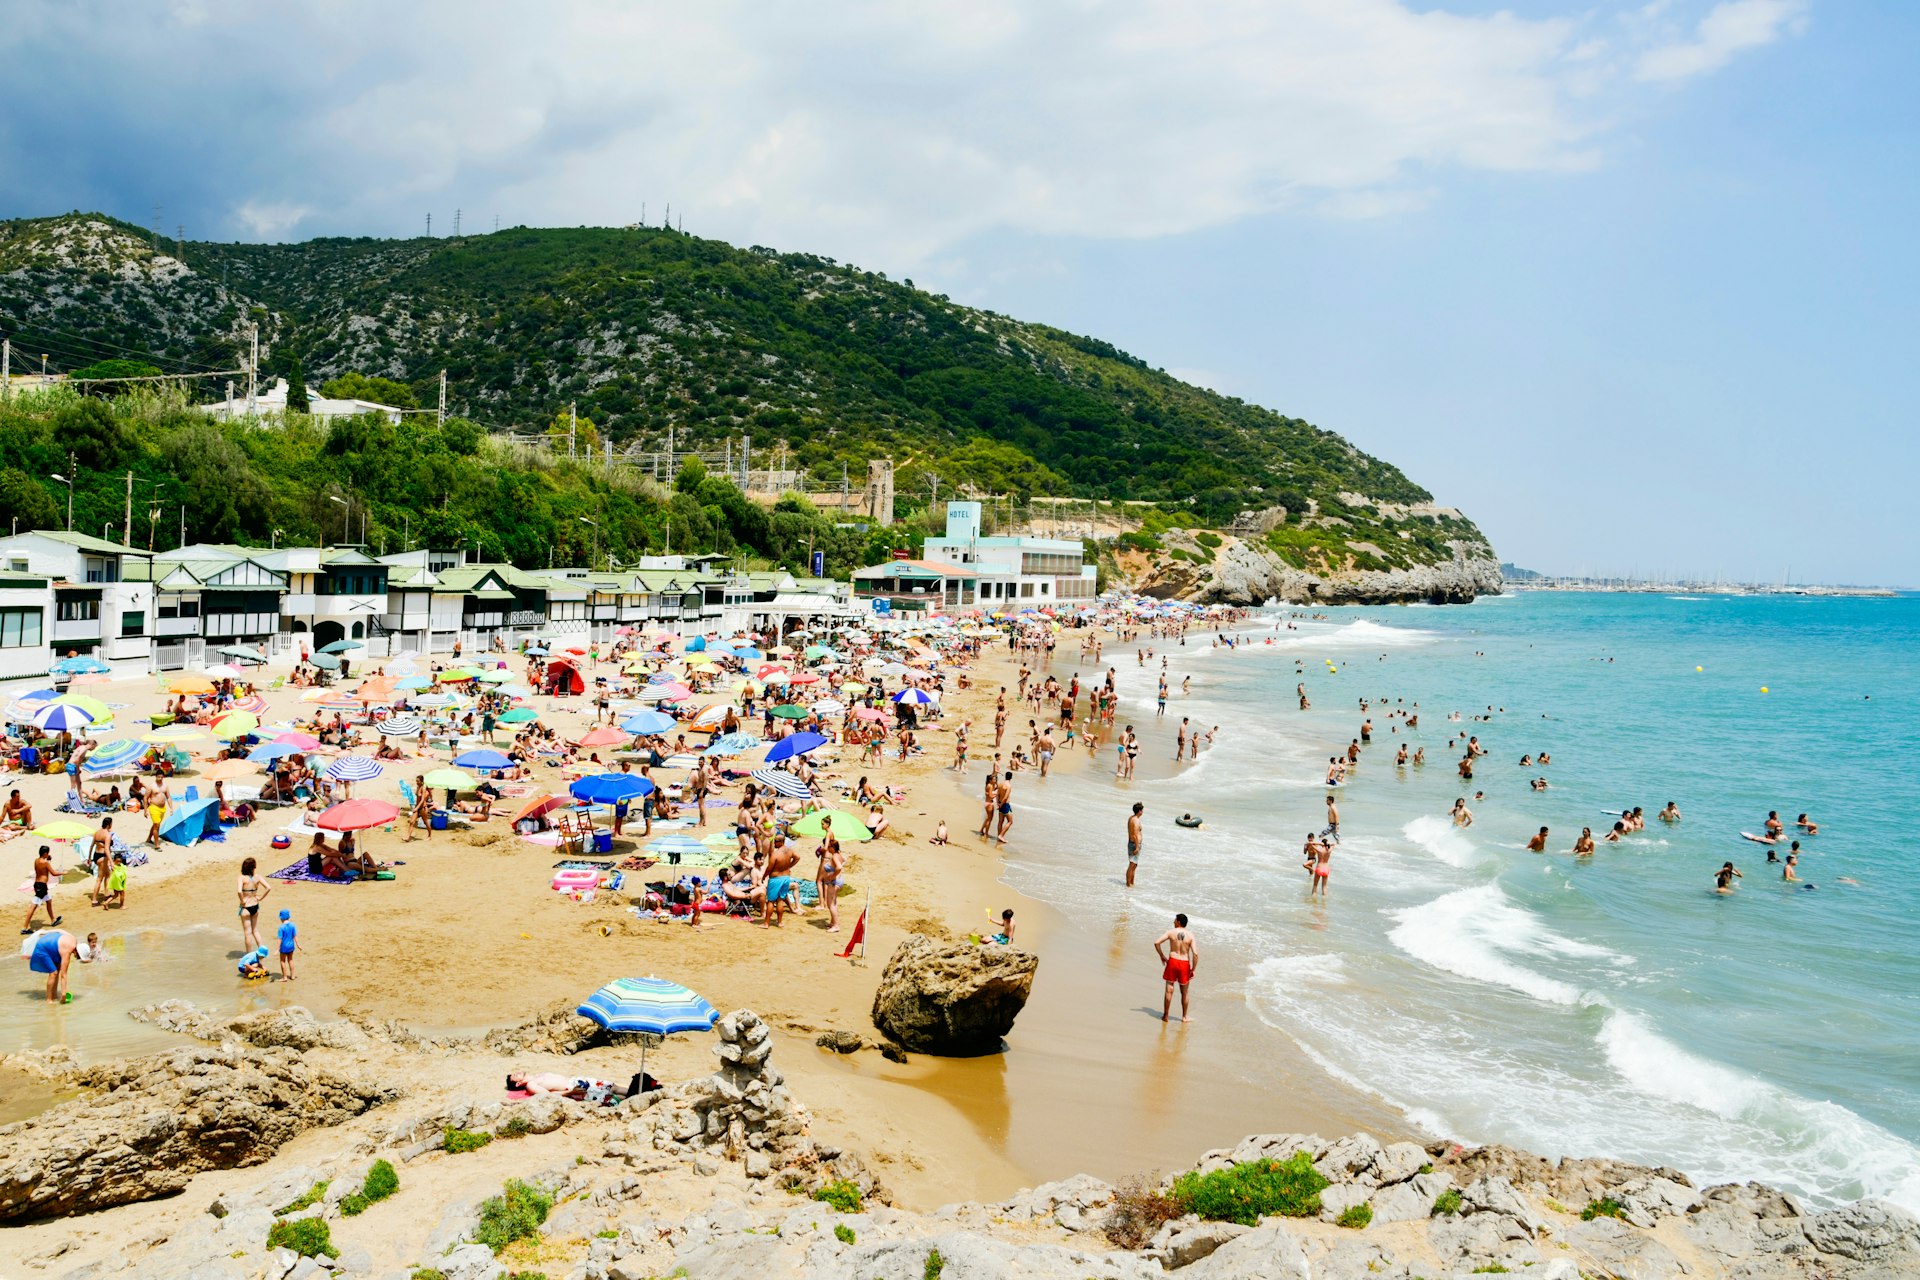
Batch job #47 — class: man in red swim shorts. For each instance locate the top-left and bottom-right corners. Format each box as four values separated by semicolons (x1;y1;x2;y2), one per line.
1153;912;1198;1023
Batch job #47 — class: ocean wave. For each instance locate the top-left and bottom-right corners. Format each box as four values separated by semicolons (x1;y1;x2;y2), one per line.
1387;885;1614;1008
1401;814;1481;869
1599;1011;1920;1212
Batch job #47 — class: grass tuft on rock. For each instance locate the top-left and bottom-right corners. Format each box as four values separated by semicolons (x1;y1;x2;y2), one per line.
473;1179;554;1254
265;1217;338;1259
1169;1152;1328;1225
444;1126;494;1155
811;1179;863;1213
834;1223;857;1244
1582;1197;1627;1222
274;1180;328;1216
1432;1188;1464;1216
1337;1203;1373;1229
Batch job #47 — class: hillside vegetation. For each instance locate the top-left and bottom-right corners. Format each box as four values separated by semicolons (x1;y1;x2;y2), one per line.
0;213;1492;574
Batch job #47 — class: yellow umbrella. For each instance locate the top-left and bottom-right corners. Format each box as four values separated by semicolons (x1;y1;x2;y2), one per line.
167;675;216;695
52;693;112;720
143;725;205;744
210;711;259;739
32;819;93;840
841;681;869;695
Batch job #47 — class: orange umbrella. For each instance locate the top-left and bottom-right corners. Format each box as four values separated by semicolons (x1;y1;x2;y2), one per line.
355;678;397;703
576;726;629;748
202;758;260;780
168;675;216;695
512;793;566;826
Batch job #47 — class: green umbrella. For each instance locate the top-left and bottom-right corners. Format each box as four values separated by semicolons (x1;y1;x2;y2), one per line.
789;809;873;841
423;767;476;790
769;704;810;720
475;668;517;683
498;707;539;723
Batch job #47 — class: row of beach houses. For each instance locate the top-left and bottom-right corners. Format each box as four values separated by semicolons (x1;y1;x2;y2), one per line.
0;502;1098;683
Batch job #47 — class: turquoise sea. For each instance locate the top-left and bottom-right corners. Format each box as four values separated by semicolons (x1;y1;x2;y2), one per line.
996;591;1920;1211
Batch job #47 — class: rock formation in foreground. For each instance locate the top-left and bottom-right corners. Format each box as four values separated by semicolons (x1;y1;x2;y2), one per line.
870;933;1038;1055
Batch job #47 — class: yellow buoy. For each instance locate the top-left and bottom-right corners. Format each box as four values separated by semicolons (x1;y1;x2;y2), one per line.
1695;666;1703;672
1760;686;1769;694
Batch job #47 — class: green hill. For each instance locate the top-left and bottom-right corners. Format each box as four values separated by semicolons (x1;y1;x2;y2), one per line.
0;213;1492;576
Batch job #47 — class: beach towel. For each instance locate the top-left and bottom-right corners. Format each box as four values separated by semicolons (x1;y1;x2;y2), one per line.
267;858;354;885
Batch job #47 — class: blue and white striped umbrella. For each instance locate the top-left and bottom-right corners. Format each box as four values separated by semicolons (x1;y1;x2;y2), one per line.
892;687;937;705
377;715;424;736
34;703;96;732
621;710;678;736
82;738;145;775
749;767;812;800
325;755;385;782
575;976;718;1077
703;731;761;756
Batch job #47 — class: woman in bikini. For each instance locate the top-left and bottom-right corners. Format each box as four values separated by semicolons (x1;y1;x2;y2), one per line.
816;820;846;931
236;856;270;953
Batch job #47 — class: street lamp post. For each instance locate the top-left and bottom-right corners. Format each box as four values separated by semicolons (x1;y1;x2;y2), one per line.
49;458;74;531
578;516;598;568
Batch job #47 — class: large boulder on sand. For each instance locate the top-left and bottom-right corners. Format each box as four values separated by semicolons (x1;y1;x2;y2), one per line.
870;934;1037;1055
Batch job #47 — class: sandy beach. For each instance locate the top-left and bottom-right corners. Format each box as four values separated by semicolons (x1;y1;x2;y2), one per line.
5;632;1401;1210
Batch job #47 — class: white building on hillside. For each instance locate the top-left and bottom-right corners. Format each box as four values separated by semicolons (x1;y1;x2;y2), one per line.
920;501;1096;609
202;378;408;424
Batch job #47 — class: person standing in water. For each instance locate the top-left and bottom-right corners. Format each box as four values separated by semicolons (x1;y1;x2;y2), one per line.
1153;913;1198;1023
1126;802;1144;887
1527;826;1549;853
1715;862;1742;893
22;844;59;933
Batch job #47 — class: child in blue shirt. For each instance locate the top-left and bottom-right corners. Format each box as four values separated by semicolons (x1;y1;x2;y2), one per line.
237;947;269;979
276;908;298;982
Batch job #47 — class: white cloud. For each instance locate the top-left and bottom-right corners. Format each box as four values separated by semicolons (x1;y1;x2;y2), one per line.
12;1;1810;274
1635;0;1807;82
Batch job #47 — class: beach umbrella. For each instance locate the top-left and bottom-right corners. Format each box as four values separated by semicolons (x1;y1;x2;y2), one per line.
326;755;385;782
231;693;270;715
167;674;216;696
218;645;267;664
621;710;677;736
475;667;516;683
841;681;870;695
320;640;364;653
32;819;94;840
748;768;812;800
143;724;205;744
575;975;718;1082
273;731;323;751
763;730;827;763
687;703;733;731
248;741;304;763
811;699;846;716
202;758;260;781
524;646;548;656
892;687;936;706
202;663;246;681
395;675;432;691
81;738;145;775
51;656;111;676
639;681;692;703
423;767;475;791
703;731;761;756
569;773;656;805
209;711;260;739
512;794;565;827
378;714;424;736
438;667;478;682
388;659;420;677
790;809;873;842
769;704;809;720
306;651;341;670
353;678;397;703
852;706;889;723
453;748;513;770
316;798;400;831
576;726;629;748
33;702;95;732
495;683;536;699
498;707;539;724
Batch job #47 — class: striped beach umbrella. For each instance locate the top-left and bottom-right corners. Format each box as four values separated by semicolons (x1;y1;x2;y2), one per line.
378;715;424;736
703;731;760;756
892;687;937;705
575;976;718;1081
748;768;812;800
231;694;270;715
81;738;145;775
326;755;385;782
34;703;95;732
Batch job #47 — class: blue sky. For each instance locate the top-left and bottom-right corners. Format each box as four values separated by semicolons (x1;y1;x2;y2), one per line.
2;1;1913;583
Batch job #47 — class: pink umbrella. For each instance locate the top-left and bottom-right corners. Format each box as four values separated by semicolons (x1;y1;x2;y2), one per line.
317;798;401;831
651;681;692;702
274;732;323;751
853;707;890;723
576;726;628;747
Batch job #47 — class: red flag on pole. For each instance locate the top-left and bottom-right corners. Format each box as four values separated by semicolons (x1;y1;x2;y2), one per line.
837;907;867;959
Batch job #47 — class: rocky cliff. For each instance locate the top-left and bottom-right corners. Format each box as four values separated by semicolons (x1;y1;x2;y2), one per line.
1118;528;1504;606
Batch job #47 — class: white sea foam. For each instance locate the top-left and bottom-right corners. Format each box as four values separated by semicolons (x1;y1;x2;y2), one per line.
1386;885;1614;1008
1401;814;1481;868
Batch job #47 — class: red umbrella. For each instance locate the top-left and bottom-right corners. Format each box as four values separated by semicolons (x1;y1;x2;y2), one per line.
576;726;628;747
317;799;401;831
565;647;588;655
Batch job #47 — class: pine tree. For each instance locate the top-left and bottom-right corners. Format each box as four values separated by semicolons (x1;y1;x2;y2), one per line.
287;356;310;414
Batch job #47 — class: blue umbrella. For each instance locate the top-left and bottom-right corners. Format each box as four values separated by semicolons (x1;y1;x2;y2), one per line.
319;640;363;653
248;741;303;763
326;755;385;782
51;656;110;675
454;748;513;771
748;767;811;799
575;976;718;1081
34;703;96;732
621;710;678;736
892;687;937;705
570;773;656;805
704;731;760;756
307;651;341;670
395;675;432;691
763;730;827;763
730;646;764;662
525;646;549;656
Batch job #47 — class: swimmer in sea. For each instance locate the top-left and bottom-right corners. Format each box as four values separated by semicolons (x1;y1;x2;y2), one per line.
1715;861;1742;893
1603;821;1626;843
1530;776;1549;791
1796;813;1819;835
1450;798;1473;828
1526;826;1549;853
1659;802;1681;824
1765;810;1784;838
1782;853;1800;882
1572;827;1595;855
1395;744;1408;767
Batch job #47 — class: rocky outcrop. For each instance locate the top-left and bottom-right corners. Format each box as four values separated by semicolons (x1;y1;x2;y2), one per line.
0;1044;398;1223
870;934;1038;1056
1124;531;1503;606
131;1000;372;1052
